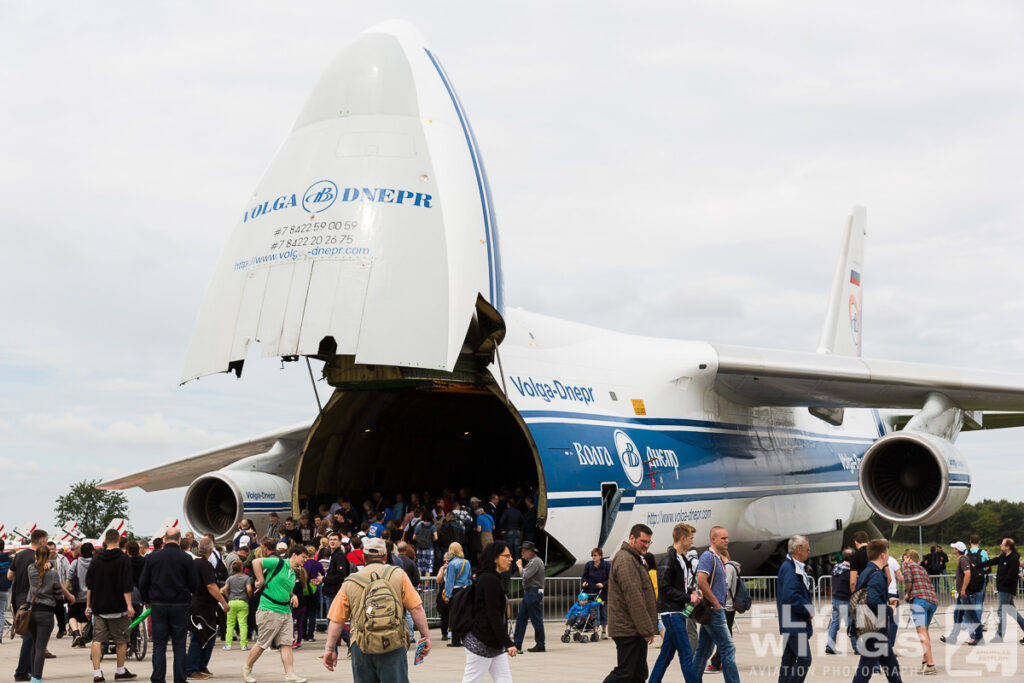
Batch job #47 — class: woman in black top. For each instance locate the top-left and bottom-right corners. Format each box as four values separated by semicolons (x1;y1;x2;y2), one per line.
581;547;611;638
462;541;517;682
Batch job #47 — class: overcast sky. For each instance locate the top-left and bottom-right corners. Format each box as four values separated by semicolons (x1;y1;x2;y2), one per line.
2;2;1023;537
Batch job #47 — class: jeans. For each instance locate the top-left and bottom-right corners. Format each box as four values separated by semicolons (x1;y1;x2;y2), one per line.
692;609;739;683
852;630;903;683
185;629;216;675
779;631;812;683
0;590;8;635
151;604;189;683
827;599;851;650
649;612;698;683
16;629;33;679
603;636;648;683
29;610;54;680
350;642;408;683
996;591;1024;639
513;589;545;647
948;593;983;642
503;530;520;561
711;609;735;668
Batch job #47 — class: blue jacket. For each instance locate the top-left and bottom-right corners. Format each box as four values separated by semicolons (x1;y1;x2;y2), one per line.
444;557;472;597
776;556;814;635
856;563;891;632
565;601;596;619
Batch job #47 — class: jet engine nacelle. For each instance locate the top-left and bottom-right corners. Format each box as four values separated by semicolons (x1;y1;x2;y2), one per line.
183;471;292;541
858;431;970;525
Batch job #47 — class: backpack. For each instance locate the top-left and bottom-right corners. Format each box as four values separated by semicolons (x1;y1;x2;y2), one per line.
729;563;752;614
965;551;985;593
448;581;476;639
345;565;406;654
414;521;434;549
848;565;885;637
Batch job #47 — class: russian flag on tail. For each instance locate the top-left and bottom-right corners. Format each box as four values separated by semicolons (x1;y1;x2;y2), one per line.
850;269;861;286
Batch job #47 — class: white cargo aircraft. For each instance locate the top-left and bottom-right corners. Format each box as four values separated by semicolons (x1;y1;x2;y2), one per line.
101;22;1024;573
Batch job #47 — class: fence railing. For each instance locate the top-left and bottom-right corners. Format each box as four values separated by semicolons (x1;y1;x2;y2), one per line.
316;571;1020;628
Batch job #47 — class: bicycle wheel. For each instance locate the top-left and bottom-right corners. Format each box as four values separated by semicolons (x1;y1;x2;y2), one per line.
138;622;149;661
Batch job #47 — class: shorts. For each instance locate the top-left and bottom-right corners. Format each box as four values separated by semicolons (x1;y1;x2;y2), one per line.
910;598;937;628
68;602;87;621
255;610;293;650
93;614;131;644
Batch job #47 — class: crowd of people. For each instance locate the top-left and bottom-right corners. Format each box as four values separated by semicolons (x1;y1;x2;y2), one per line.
3;504;1024;683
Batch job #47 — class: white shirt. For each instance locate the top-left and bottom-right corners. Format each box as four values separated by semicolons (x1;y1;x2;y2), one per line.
887;556;900;595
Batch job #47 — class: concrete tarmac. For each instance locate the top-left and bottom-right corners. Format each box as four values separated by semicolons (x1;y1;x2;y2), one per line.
1;616;1020;683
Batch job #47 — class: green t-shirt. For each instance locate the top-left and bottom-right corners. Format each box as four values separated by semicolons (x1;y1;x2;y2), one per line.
258;557;295;614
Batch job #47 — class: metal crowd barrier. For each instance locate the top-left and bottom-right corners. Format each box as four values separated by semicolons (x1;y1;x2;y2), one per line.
316;570;1021;629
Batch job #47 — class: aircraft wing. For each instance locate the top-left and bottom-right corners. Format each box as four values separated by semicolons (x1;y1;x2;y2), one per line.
98;421;313;492
711;344;1024;414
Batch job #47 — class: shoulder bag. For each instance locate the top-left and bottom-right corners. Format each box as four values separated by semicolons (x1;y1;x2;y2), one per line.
689;553;718;625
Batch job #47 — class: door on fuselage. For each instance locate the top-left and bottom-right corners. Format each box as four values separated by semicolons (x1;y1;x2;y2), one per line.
599;482;622;548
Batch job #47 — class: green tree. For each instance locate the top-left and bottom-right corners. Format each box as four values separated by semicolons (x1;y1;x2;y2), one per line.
54;479;130;539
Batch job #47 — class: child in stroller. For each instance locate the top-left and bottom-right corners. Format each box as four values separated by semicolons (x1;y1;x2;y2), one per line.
561;593;603;643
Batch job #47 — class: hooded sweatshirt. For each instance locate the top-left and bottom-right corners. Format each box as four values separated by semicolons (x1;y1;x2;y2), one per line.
85;547;133;615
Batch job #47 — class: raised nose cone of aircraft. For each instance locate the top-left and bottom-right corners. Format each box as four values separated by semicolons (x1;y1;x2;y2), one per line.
182;21;503;383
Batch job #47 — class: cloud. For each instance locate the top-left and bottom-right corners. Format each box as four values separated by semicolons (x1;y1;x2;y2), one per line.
19;412;234;453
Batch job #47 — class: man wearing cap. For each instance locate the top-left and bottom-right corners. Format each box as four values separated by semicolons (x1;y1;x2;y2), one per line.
940;542;982;646
322;538;431;682
513;541;546;653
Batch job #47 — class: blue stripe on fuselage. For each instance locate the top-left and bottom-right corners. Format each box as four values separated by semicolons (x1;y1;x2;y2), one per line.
423;48;503;314
522;411;870;497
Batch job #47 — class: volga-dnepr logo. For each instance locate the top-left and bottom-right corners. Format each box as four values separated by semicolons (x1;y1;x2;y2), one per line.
303;180;338;213
614;429;644;487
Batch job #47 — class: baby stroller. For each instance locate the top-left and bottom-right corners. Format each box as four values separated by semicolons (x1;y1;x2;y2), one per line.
560;593;602;643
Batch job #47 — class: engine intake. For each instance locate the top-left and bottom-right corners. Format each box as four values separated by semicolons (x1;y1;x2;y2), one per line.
858;431;970;525
183;471;292;541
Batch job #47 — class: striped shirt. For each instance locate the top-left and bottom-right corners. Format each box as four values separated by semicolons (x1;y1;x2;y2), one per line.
902;560;938;605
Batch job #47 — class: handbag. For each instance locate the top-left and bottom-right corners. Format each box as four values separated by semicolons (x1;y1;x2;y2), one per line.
13;571;44;636
689;552;719;626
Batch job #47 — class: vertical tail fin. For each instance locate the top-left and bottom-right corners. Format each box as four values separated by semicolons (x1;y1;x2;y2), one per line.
817;206;866;357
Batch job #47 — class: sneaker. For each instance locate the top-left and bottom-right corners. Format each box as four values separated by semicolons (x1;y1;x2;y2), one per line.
706;664;722;674
282;674;306;683
923;665;937;676
15;676;31;682
527;644;545;653
44;652;56;659
240;645;249;651
825;647;838;655
200;670;213;678
57;629;66;639
94;677;105;683
939;635;954;644
115;671;137;680
223;644;232;650
242;667;256;683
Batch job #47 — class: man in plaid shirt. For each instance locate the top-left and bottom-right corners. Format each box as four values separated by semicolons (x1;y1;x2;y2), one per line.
901;550;938;675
